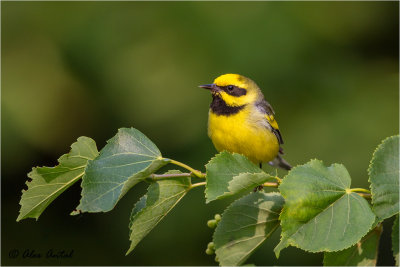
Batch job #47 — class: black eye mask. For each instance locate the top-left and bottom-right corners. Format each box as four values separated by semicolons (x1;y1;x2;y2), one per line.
219;85;247;97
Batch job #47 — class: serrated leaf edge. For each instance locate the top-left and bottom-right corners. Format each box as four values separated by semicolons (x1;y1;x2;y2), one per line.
276;193;375;257
205;151;264;204
322;224;382;266
275;159;375;257
276;220;375;258
367;135;399;178
75;128;167;213
129;195;148;232
214;192;282;265
367;135;399;221
17;136;98;221
77;159;166;213
215;171;274;202
126;191;188;255
126;171;190;255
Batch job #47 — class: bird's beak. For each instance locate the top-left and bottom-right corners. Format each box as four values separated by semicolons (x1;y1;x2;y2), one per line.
198;84;215;90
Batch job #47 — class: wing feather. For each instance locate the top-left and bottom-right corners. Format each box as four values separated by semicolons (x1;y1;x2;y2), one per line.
256;99;284;145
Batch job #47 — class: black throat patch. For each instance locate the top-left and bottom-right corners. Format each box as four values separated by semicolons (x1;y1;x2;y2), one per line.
210;95;246;116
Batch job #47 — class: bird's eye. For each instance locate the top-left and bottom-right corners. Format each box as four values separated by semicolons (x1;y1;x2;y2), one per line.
227;85;234;91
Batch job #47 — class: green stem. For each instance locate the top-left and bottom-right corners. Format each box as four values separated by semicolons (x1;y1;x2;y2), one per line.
168;159;206;178
148;173;207;190
149;173;192;180
263;182;279;188
357;192;372;199
189;182;206;189
350;188;371;194
272;176;282;184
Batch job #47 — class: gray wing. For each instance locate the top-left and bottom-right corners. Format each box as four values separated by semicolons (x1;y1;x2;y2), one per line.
255;99;284;145
256;99;275;116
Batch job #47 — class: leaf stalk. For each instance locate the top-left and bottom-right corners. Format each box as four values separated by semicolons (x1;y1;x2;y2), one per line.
272;176;282;184
190;182;206;189
168;159;206;178
350;188;371;194
149;173;192;180
263;182;279;188
356;192;372;199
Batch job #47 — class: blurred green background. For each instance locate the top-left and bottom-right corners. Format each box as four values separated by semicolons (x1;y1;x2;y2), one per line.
2;1;398;266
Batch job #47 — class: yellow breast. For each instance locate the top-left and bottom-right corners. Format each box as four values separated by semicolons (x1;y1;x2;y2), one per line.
207;106;279;164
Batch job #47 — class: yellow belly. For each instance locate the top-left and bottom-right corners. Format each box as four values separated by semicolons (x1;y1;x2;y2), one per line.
208;109;279;164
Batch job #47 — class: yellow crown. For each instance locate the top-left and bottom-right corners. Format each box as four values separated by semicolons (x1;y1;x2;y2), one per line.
213;73;245;87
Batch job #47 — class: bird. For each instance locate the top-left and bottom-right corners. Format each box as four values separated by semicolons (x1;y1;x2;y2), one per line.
199;73;291;170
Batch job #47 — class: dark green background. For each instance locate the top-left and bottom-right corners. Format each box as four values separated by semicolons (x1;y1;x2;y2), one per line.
2;1;398;266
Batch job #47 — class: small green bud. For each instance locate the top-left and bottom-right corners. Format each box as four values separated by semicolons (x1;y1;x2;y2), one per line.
207;242;215;250
207;219;217;228
214;214;221;222
205;248;214;255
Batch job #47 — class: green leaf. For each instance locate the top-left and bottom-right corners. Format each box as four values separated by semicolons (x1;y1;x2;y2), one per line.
126;170;191;255
393;215;399;265
205;152;274;203
17;137;98;221
228;172;276;193
75;128;168;213
368;135;399;221
128;195;147;236
213;192;284;266
275;159;375;257
323;226;382;266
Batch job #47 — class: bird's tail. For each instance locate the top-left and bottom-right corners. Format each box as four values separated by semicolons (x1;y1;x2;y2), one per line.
269;154;292;170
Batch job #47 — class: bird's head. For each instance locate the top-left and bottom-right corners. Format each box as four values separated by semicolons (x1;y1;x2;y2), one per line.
199;74;262;107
